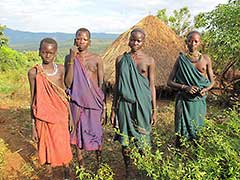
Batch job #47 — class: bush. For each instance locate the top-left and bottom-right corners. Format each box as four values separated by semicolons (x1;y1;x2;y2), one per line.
130;106;240;180
76;163;114;180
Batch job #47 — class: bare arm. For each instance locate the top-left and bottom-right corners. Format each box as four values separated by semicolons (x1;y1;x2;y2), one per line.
149;58;156;109
97;56;104;89
64;46;79;88
149;58;157;125
111;56;122;109
167;58;196;93
28;68;37;120
110;55;122;126
200;55;215;96
205;55;215;91
167;58;182;90
27;68;38;142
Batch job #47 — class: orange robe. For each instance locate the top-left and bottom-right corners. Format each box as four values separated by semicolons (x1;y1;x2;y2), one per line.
32;65;72;167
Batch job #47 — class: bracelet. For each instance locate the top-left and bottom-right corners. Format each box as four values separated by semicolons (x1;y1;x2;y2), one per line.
181;84;185;90
152;108;157;111
68;62;74;65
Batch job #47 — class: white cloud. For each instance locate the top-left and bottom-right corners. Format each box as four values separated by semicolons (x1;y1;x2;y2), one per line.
0;0;229;33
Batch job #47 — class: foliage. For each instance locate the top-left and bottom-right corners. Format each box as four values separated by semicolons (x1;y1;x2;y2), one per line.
76;164;114;180
156;7;192;36
0;46;39;72
194;0;240;71
0;46;40;96
130;106;240;180
0;25;8;47
0;139;8;177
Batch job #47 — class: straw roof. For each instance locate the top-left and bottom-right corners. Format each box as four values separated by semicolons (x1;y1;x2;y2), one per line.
102;15;186;87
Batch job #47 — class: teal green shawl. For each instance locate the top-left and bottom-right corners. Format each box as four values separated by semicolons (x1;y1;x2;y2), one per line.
115;52;152;146
175;53;211;139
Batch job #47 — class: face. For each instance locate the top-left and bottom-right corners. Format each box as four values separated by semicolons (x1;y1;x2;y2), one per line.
39;42;57;64
75;31;90;51
128;31;145;52
186;33;201;52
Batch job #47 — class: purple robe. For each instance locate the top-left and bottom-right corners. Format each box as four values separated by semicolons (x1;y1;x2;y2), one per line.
69;58;104;150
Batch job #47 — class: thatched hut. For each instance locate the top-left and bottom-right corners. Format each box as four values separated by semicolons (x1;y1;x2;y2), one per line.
103;15;185;91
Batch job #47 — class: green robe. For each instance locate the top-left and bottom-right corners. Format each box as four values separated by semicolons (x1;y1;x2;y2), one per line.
175;53;211;139
115;52;152;146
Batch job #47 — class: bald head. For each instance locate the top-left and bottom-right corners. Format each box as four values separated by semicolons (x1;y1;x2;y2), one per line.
130;28;146;39
40;38;57;50
75;28;91;39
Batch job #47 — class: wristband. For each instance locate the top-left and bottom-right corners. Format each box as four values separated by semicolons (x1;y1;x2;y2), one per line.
181;84;185;90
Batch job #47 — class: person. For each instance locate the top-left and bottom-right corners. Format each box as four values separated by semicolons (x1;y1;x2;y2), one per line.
64;28;105;168
167;31;215;147
28;38;73;179
110;28;157;177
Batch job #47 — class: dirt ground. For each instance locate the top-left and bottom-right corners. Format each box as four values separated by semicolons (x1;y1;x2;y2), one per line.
0;95;171;180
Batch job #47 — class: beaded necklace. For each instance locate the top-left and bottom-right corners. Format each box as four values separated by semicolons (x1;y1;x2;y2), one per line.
186;51;202;63
40;63;58;76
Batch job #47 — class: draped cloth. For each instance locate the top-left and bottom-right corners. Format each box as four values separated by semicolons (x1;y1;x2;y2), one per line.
114;52;152;147
68;58;104;150
174;54;211;139
32;65;72;167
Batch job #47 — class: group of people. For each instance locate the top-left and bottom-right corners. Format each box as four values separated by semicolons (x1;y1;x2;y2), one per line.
28;28;214;179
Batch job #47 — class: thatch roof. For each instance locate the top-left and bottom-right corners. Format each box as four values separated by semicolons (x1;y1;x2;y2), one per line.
102;15;186;87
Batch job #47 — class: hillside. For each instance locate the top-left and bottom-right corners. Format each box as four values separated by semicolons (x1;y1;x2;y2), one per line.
4;28;118;52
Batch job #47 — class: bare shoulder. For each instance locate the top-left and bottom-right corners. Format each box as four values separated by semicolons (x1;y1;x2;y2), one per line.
57;64;65;73
202;54;212;64
64;54;71;63
88;52;99;59
116;54;124;63
28;67;37;79
143;53;154;64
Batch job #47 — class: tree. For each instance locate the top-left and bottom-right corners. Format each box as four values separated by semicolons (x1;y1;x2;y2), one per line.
0;25;8;47
194;0;240;71
195;0;240;104
156;7;192;36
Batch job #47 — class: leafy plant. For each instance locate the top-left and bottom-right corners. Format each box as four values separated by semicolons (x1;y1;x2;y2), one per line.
130;106;240;180
194;0;240;71
156;7;192;36
76;164;114;180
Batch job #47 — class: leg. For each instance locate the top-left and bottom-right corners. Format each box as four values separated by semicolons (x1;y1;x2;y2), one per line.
45;163;53;177
95;150;102;168
63;164;70;180
175;135;182;148
76;147;84;168
122;146;131;178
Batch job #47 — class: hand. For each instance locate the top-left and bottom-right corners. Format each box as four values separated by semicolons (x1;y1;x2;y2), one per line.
200;88;208;97
110;110;116;128
101;108;107;125
151;111;157;126
69;45;79;60
185;85;199;94
69;114;75;134
32;127;38;143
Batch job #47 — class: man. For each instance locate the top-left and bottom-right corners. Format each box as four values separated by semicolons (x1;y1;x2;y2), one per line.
110;28;156;177
28;38;73;179
167;31;215;147
64;28;105;168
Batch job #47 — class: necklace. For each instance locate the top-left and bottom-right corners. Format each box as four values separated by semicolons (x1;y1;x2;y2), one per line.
130;52;138;63
186;51;202;63
41;63;58;76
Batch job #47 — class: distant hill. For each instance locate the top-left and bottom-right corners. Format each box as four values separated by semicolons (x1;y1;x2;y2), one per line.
5;28;118;44
4;28;118;52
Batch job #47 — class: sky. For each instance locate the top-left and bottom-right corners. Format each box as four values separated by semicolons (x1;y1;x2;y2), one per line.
0;0;229;34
